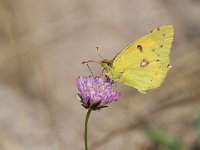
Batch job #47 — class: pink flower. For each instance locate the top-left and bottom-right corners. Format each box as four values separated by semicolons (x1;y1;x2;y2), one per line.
74;76;120;110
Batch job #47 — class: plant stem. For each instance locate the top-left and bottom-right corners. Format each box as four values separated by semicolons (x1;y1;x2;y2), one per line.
84;107;93;150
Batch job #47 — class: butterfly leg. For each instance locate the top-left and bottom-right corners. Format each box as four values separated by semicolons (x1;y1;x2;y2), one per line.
86;63;94;76
100;68;105;77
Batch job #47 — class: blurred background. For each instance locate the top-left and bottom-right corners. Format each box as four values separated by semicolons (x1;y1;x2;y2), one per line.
0;0;200;150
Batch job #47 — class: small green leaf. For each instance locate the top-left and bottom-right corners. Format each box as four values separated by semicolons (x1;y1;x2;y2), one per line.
194;105;200;139
145;126;182;150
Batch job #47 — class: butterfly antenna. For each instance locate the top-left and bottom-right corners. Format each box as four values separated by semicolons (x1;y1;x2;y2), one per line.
81;47;104;64
96;46;104;60
82;60;99;64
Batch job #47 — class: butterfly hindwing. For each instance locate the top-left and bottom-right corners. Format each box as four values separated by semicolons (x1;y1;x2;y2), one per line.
111;25;174;93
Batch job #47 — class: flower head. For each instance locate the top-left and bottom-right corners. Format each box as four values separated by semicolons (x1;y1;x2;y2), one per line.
74;76;120;110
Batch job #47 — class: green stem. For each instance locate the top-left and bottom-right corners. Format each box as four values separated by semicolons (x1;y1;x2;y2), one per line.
84;107;93;150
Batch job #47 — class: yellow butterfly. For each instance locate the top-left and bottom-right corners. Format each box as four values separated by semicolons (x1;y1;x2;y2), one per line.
85;25;174;94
